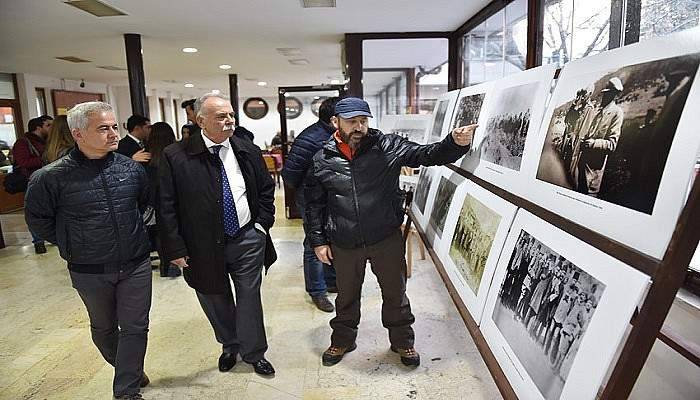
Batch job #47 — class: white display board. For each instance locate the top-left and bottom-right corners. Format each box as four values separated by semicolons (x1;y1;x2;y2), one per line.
459;64;558;198
379;114;433;144
481;210;649;400
449;80;496;168
424;90;460;143
527;27;700;259
436;179;518;324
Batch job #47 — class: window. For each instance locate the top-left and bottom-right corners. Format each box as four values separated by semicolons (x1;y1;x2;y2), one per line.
462;0;528;86
541;0;612;67
35;88;47;115
638;0;700;41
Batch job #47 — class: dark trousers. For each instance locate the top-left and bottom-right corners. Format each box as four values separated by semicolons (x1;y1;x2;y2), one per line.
330;229;415;348
69;259;152;396
196;226;268;363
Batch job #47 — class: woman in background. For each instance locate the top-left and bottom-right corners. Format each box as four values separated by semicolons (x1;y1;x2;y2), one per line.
146;122;181;278
44;115;74;164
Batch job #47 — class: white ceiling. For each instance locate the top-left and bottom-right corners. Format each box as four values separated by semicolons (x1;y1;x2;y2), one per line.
0;0;489;97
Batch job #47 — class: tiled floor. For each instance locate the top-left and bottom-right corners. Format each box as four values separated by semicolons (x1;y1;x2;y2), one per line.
0;191;500;399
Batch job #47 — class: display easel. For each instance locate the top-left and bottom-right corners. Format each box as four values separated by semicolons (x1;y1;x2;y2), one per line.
409;164;700;399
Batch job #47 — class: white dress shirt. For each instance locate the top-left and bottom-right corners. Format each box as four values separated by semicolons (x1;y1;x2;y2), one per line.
201;133;253;230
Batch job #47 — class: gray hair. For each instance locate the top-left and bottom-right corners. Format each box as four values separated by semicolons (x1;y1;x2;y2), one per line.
67;101;114;132
194;93;230;117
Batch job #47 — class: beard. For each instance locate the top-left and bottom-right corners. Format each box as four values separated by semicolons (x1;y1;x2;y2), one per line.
339;128;365;150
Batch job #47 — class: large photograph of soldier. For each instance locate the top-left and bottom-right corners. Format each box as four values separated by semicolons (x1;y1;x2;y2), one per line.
480;82;539;171
492;230;605;400
429;100;450;142
452;93;486;132
428;177;457;238
414;167;435;214
449;194;501;294
536;53;700;214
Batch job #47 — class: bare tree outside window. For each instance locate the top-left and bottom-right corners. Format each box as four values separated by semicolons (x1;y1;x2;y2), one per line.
542;0;611;67
639;0;700;41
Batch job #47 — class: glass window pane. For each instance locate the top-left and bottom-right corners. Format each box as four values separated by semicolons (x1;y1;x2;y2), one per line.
505;0;529;71
639;0;700;41
0;73;16;100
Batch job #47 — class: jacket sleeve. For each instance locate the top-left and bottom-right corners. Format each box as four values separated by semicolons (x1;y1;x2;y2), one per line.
391;133;470;168
24;170;57;243
13;139;43;172
303;163;328;247
254;150;276;230
157;151;188;262
280;140;312;189
135;164;150;213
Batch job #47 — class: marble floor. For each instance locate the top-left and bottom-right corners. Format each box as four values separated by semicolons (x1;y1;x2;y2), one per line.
0;193;501;400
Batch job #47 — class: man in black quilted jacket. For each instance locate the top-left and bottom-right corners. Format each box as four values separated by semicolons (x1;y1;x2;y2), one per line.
281;96;340;313
25;101;151;400
305;97;476;368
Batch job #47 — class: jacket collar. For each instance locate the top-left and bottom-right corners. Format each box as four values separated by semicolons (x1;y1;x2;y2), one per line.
69;146;115;165
323;128;380;157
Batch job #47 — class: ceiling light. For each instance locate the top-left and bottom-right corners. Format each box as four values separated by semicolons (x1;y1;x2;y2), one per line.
301;0;336;8
55;56;91;63
219;64;232;70
63;0;127;17
276;48;303;56
184;83;194;88
330;79;340;84
284;92;290;97
182;47;198;53
314;96;320;99
257;81;267;87
288;59;310;65
212;89;220;94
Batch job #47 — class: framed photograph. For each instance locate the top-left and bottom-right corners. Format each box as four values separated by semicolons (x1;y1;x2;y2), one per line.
410;166;439;230
380;114;433;144
449;81;494;168
425;90;460;143
528;28;700;258
436;179;518;323
459;65;558;197
481;210;648;400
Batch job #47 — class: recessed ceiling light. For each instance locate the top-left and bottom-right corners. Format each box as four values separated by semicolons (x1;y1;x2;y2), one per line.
184;83;194;88
219;64;232;70
257;81;267;87
314;96;320;99
330;79;340;84
182;47;198;53
212;89;220;94
284;92;290;97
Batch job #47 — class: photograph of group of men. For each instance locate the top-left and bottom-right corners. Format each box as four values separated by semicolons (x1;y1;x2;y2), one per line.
492;230;605;400
428;176;457;238
537;53;700;214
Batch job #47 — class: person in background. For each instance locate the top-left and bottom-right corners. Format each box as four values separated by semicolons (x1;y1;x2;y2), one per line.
15;114;52;254
44;115;75;164
117;115;152;164
281;97;340;312
24;101;151;399
145;122;181;278
181;99;201;139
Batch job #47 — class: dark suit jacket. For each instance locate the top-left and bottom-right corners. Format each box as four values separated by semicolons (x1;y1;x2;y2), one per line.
116;135;143;158
157;129;276;294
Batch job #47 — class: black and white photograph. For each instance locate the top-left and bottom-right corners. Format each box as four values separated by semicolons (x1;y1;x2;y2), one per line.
428;176;457;238
413;167;435;215
492;230;604;400
480;82;539;171
449;194;501;294
429;100;450;142
536;53;700;214
452;93;486;131
381;114;432;144
481;210;648;400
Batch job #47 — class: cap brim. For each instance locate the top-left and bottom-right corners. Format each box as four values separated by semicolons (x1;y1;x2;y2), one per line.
337;111;373;119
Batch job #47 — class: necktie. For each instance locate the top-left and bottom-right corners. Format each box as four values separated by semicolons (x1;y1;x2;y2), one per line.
211;145;240;237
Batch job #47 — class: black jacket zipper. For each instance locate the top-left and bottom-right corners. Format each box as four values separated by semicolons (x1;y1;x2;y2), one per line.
100;171;123;264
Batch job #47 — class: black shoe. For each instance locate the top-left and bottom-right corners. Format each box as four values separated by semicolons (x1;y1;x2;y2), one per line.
114;394;143;399
390;346;421;367
322;343;357;366
311;295;334;312
218;352;237;372
140;372;149;388
167;264;182;277
249;358;275;376
326;286;338;293
34;242;47;254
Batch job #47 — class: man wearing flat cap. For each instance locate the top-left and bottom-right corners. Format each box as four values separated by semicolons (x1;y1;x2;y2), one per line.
571;76;625;196
304;97;477;367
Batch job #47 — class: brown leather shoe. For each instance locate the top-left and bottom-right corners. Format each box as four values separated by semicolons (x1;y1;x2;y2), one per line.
322;343;357;366
312;295;334;312
391;346;420;367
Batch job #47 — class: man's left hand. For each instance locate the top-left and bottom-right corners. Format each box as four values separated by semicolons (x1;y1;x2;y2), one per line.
451;124;478;147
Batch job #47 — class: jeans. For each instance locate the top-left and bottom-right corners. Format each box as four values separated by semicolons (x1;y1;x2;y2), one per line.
29;229;44;245
297;189;336;297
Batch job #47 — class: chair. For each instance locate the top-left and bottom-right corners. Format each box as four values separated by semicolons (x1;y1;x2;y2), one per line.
263;154;281;187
